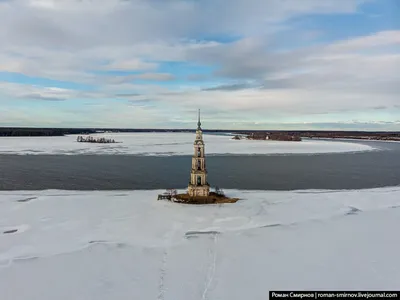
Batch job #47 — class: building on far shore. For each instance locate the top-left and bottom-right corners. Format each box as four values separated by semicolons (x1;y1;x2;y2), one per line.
187;109;210;197
233;132;301;141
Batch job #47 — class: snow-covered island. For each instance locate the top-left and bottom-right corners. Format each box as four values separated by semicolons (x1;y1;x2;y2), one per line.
0;132;375;155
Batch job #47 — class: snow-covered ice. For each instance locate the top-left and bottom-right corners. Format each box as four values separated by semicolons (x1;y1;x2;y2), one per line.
0;132;375;155
1;188;400;299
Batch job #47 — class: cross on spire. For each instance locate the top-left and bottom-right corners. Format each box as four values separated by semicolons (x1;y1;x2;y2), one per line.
197;109;201;130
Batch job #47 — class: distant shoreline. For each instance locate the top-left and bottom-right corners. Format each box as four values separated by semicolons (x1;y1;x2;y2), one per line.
0;128;399;141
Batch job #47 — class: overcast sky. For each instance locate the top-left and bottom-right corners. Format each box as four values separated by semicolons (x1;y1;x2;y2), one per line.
0;0;399;129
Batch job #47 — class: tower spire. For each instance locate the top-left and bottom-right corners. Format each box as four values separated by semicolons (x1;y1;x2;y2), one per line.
197;109;201;130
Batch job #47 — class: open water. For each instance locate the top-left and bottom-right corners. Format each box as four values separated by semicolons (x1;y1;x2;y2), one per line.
0;140;399;191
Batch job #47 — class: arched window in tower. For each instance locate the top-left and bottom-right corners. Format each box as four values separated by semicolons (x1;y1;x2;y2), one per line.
197;147;201;157
197;176;201;185
197;160;201;170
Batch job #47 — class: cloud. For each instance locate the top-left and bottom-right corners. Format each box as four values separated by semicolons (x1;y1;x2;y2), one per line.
114;93;141;98
0;0;367;82
0;0;366;47
104;73;175;85
23;93;66;101
0;82;104;101
133;73;175;81
0;0;399;129
327;30;400;52
129;99;158;107
188;30;400;82
202;83;255;91
104;59;158;71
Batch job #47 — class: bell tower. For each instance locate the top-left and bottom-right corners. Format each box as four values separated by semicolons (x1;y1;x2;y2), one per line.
188;109;210;197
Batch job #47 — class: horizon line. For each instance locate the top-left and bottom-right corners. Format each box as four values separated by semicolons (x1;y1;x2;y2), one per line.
0;127;399;133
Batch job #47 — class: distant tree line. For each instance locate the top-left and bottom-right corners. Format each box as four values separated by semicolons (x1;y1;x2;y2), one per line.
0;128;96;137
295;132;400;141
235;131;400;141
1;127;399;140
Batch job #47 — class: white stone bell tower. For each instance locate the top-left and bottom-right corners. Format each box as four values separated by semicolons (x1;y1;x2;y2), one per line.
188;109;210;197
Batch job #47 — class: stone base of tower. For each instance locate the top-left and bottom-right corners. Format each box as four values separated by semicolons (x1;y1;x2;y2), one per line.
188;185;210;197
172;192;239;204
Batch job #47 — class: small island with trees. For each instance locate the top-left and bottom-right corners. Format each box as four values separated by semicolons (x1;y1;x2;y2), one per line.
76;136;120;144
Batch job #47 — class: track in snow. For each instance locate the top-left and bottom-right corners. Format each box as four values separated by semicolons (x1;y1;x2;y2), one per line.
201;232;218;300
157;247;168;300
157;222;182;300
